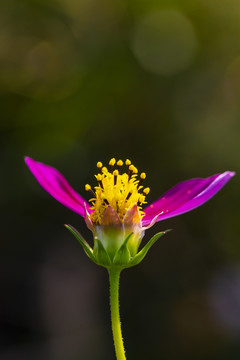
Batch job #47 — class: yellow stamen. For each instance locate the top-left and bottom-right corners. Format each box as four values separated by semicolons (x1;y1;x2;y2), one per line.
117;160;123;167
85;184;96;197
109;158;116;166
85;184;92;191
143;187;150;195
129;165;138;174
138;194;146;204
96;174;102;181
85;159;149;224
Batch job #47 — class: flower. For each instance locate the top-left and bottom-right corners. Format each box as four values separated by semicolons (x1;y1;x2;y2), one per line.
25;156;235;269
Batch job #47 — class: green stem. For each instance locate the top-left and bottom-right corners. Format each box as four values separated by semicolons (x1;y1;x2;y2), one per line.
108;268;126;360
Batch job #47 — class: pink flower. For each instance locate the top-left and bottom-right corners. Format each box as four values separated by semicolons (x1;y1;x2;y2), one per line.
25;157;235;268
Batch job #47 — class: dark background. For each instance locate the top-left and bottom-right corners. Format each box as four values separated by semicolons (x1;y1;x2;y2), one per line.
1;0;240;359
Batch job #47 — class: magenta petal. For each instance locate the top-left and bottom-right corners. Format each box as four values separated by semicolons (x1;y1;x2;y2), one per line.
25;157;90;217
142;171;235;226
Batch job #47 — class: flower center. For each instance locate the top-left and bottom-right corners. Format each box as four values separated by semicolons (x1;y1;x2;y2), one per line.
85;158;150;224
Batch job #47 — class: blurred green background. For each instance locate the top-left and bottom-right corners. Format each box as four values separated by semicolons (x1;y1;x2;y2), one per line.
1;0;240;359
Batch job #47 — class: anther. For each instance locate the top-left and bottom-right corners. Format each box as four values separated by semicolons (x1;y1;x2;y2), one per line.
109;158;116;172
138;172;146;189
128;164;133;178
125;159;131;166
113;169;118;185
138;194;145;205
96;174;103;188
143;187;150;195
117;159;123;173
109;158;116;166
129;164;138;179
117;160;123;166
85;184;95;197
85;184;91;191
97;161;102;169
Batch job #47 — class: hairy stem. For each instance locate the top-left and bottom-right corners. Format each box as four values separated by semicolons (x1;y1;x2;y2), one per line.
109;268;126;360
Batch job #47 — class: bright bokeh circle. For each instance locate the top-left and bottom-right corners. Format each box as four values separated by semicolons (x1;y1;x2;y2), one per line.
131;9;198;76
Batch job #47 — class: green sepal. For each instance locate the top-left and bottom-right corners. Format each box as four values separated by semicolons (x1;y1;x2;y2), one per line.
94;239;112;267
64;224;97;263
113;233;133;265
128;230;171;267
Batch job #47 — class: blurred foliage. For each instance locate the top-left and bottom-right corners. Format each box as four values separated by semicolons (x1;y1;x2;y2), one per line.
1;0;240;359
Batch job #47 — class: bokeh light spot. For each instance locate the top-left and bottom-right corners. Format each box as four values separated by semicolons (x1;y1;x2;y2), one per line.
208;267;240;333
131;10;198;76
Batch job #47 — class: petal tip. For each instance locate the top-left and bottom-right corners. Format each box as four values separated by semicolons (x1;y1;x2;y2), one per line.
24;156;34;167
24;156;30;163
221;171;236;182
228;171;236;177
223;170;235;177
